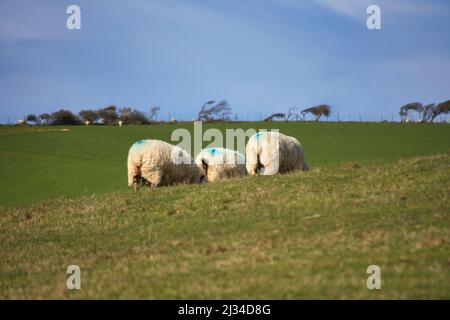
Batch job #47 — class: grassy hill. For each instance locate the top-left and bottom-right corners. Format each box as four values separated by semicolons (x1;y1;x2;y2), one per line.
0;154;449;299
0;123;449;299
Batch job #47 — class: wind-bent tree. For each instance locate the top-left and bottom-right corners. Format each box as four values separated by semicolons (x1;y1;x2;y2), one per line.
301;104;331;121
26;114;39;125
420;103;437;123
198;100;232;122
435;100;450;121
398;101;449;123
263;113;286;122
318;104;331;118
39;113;51;125
399;102;423;122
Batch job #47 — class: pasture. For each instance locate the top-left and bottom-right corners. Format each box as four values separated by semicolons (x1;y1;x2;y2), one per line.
1;122;449;207
0;122;449;299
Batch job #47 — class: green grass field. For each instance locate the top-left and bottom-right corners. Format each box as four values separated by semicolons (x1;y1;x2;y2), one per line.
0;122;449;299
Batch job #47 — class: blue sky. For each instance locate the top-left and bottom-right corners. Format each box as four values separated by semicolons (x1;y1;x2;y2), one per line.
1;0;449;122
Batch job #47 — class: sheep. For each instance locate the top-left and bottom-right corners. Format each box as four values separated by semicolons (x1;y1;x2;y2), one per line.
195;147;247;182
127;139;203;191
246;131;309;175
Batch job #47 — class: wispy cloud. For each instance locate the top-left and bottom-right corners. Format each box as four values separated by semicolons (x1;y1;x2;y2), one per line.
307;0;447;22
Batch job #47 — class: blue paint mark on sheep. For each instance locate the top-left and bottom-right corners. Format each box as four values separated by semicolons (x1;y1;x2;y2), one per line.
132;140;147;150
206;147;219;155
255;132;264;140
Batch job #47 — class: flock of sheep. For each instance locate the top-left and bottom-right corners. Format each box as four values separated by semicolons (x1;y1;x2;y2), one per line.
127;131;309;191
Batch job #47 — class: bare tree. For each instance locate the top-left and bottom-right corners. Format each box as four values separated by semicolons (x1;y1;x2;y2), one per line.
198;100;232;122
286;106;299;121
149;105;160;121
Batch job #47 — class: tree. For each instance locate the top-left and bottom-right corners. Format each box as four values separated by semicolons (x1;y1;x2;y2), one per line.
26;114;38;125
51;109;81;125
79;110;99;123
435;100;450;120
118;107;132;122
149;105;160;122
118;108;150;125
127;110;150;125
263;113;286;122
98;105;118;124
39;113;51;125
318;104;331;118
286;106;299;121
399;102;423;122
198;100;232;122
420;103;437;123
301;104;331;121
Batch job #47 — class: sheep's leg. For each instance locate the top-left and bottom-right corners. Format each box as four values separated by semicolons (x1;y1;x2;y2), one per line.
132;175;141;192
246;163;258;175
256;154;265;174
261;162;280;175
245;148;259;175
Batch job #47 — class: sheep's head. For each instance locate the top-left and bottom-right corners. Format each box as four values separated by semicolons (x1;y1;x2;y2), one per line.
141;177;153;188
183;161;206;184
193;158;209;183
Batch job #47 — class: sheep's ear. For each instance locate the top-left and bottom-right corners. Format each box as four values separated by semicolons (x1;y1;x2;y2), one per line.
201;159;208;171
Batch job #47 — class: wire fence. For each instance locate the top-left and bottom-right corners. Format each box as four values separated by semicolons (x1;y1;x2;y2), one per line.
3;113;450;125
234;113;450;124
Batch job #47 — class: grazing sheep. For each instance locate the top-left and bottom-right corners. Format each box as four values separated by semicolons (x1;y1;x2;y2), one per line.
127;139;203;191
195;147;247;182
246;132;309;175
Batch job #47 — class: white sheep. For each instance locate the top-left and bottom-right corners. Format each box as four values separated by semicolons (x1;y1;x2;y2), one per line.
195;147;247;182
127;139;202;191
246;131;309;175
